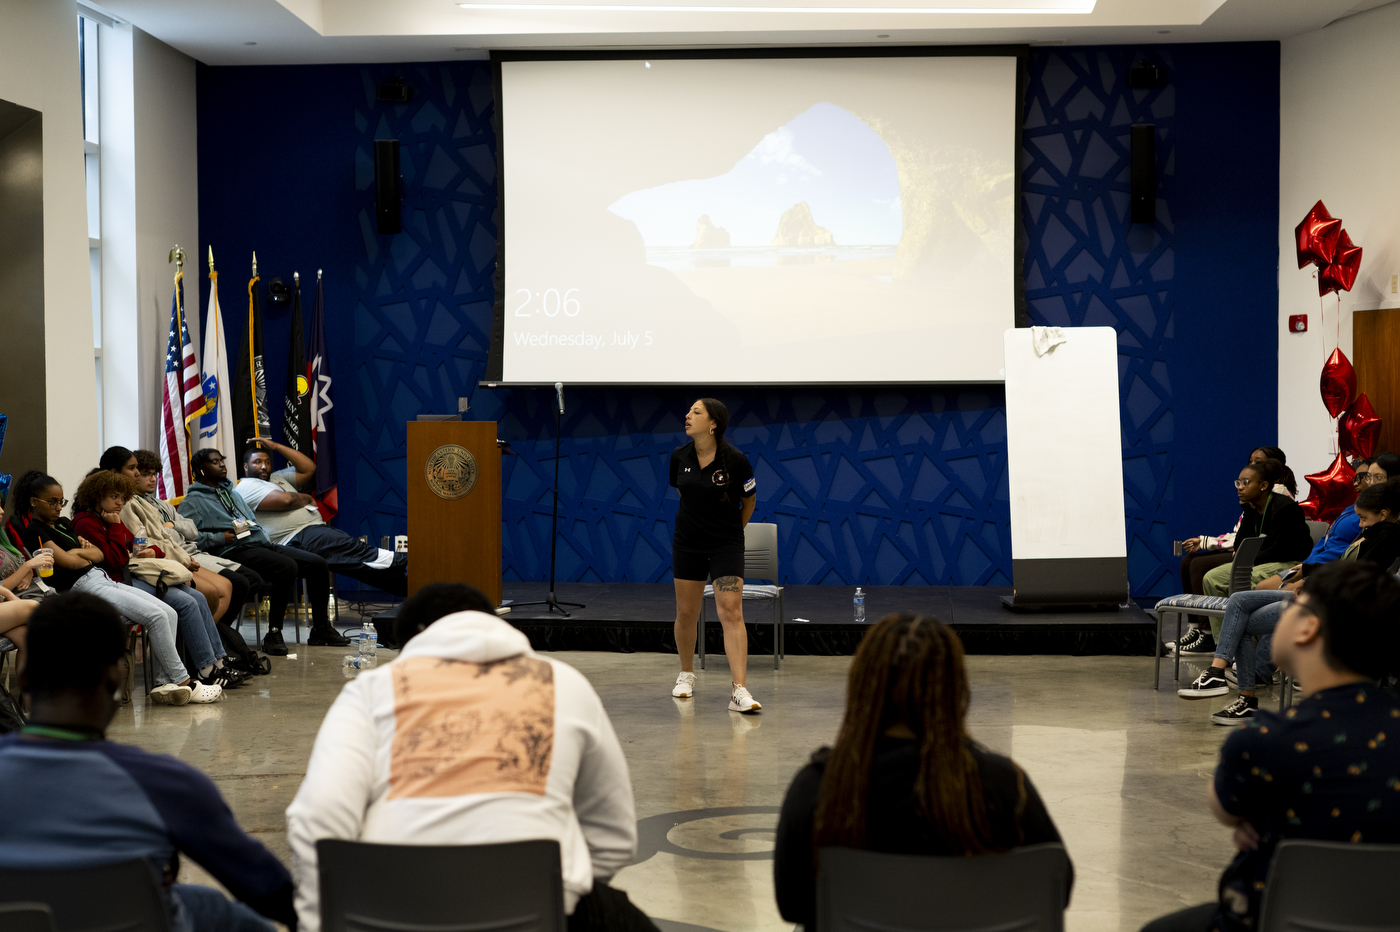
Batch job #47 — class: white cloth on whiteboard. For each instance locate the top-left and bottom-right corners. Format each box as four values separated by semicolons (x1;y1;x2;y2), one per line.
1031;326;1068;357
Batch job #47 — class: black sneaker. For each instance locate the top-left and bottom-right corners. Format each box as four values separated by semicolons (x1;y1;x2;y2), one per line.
1179;629;1217;655
1167;625;1202;655
308;625;351;647
202;667;249;690
1178;668;1230;698
261;629;288;656
1211;694;1258;725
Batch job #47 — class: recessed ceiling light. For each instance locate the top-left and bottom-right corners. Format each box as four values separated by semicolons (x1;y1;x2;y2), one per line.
244;41;257;45
877;33;890;36
457;2;1096;13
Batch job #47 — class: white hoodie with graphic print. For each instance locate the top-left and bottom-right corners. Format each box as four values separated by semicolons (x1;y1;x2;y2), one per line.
285;610;637;932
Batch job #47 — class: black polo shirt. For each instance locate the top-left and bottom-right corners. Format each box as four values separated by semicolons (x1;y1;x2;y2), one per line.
669;442;755;554
1212;680;1400;931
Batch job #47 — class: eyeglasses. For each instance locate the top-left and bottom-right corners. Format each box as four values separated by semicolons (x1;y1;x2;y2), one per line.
1233;479;1256;489
1280;590;1317;617
35;497;67;508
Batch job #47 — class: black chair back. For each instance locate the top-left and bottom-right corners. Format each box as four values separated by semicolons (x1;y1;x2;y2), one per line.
817;843;1071;932
1228;536;1267;595
0;859;170;932
0;903;57;932
1258;839;1400;932
317;838;566;932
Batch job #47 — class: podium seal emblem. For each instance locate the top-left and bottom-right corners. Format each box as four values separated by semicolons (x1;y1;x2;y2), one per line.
425;444;477;500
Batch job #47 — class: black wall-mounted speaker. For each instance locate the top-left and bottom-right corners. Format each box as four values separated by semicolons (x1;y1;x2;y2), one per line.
1127;62;1166;89
374;139;401;235
1130;123;1155;224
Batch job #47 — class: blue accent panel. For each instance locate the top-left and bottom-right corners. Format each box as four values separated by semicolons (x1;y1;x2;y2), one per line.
196;46;1278;597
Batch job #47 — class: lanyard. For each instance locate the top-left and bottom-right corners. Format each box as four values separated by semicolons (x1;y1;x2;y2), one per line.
21;724;105;742
215;486;242;518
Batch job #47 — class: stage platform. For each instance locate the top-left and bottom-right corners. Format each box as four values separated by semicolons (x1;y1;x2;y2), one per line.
492;583;1155;656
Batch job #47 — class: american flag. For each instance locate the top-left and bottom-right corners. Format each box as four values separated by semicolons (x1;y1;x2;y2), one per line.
158;271;208;498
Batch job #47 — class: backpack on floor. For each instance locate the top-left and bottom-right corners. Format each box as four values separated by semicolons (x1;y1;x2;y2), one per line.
217;621;272;676
0;681;24;734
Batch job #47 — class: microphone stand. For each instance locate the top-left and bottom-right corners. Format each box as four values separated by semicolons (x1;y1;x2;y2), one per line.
510;382;586;617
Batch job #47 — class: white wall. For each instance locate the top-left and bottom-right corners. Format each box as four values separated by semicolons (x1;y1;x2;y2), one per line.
0;0;98;497
1280;2;1400;478
133;25;199;453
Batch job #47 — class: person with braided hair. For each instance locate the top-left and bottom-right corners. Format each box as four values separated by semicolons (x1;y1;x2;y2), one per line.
668;397;761;712
773;613;1071;929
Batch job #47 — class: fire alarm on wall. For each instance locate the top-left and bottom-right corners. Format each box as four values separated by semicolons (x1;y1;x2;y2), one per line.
1289;314;1308;333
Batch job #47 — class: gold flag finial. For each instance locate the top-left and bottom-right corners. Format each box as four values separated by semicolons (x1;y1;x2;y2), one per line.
252;251;258;277
168;245;186;270
294;271;299;286
208;246;215;274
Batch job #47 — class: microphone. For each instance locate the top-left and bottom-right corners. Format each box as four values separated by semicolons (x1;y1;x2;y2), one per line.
555;382;564;415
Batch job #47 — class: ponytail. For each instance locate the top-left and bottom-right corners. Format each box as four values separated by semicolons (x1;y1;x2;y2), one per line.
9;470;57;519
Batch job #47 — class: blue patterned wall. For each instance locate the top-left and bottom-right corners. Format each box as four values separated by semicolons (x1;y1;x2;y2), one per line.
196;44;1279;598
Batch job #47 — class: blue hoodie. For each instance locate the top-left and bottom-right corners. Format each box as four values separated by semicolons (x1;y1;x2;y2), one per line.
1304;505;1361;567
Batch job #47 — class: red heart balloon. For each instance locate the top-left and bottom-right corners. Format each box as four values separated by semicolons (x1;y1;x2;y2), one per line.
1295;200;1343;269
1298;452;1357;523
1339;392;1382;460
1319;228;1363;296
1320;347;1357;418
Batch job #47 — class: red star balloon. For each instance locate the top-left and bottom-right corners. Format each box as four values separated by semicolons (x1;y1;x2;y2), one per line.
1319;228;1363;296
1320;347;1357;418
1339;392;1382;460
1295;200;1343;269
1298;452;1357;522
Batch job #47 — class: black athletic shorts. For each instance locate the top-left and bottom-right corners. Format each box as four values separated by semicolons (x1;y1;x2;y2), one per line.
672;547;744;583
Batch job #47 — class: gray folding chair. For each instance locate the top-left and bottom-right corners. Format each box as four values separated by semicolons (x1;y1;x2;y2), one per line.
0;858;170;932
0;904;57;932
317;838;565;932
1306;520;1330;546
698;522;786;670
1152;535;1266;689
1259;839;1400;932
818;843;1071;932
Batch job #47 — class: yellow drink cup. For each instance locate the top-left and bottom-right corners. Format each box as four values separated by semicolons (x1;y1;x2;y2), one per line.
36;548;54;577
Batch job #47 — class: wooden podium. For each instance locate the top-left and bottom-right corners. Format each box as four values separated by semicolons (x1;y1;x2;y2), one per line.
407;420;501;604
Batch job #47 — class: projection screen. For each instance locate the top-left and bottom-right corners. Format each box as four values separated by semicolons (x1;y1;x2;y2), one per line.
494;53;1019;384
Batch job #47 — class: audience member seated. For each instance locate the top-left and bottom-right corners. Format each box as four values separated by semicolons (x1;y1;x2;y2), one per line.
130;448;263;626
11;471;204;706
773;613;1072;930
1250;445;1298;499
286;582;655;932
1178;476;1400;723
179;448;349;656
71;471;241;694
1140;561;1400;932
0;524;55;672
0;592;296;931
1255;455;1369;591
1187;459;1314;650
236;439;407;597
1174;446;1292;646
101;445;238;622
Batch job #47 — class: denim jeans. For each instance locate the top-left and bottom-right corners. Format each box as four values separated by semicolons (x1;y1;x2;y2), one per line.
70;569;189;686
133;580;224;671
1214;589;1288;689
172;883;274;932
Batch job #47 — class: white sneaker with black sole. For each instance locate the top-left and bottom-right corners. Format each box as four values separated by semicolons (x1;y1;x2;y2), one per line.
1211;695;1258;725
671;671;696;698
1178;668;1230;698
729;684;762;714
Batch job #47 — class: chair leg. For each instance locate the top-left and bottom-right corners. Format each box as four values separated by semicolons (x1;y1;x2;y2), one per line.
295;579;305;644
142;627;153;696
1154;610;1162;690
1173;612;1183;683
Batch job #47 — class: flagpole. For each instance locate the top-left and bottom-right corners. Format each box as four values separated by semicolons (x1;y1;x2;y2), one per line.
249;251;261;440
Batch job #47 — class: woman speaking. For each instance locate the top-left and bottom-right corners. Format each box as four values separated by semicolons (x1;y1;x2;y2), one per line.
669;398;761;713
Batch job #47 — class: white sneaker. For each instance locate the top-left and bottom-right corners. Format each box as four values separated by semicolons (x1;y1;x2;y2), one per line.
149;683;192;706
729;684;762;714
672;671;696;698
187;682;222;703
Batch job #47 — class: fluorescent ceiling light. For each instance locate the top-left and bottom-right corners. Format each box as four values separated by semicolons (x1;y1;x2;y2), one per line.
457;2;1095;12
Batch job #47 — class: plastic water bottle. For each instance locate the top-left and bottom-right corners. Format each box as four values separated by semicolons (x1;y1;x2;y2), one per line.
342;655;362;678
364;621;378;659
854;587;866;623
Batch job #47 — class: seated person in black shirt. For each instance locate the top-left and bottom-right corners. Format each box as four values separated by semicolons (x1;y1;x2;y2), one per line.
774;613;1072;930
1141;560;1400;932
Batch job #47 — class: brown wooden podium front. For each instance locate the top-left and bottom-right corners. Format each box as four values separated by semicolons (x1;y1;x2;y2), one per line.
407;420;501;605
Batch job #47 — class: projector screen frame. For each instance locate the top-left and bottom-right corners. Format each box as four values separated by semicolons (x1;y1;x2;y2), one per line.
484;45;1031;386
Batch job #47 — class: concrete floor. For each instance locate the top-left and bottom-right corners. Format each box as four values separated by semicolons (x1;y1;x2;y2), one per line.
104;638;1265;932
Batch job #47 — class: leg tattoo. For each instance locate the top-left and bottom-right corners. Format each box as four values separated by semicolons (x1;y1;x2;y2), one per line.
714;576;742;593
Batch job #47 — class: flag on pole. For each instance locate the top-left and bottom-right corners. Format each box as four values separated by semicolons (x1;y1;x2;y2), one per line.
309;270;338;518
195;249;234;456
157;264;208;498
233;257;270;450
283;273;311;454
